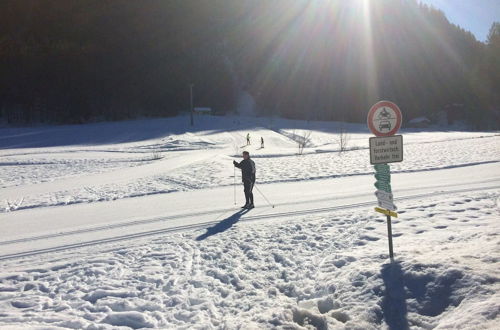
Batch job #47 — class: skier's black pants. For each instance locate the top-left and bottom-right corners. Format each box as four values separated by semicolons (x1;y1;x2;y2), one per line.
243;179;254;205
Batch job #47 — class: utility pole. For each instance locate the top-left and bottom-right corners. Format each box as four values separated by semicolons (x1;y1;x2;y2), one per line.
190;83;194;126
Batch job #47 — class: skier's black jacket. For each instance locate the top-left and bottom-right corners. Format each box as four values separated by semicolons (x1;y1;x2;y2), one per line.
233;159;256;183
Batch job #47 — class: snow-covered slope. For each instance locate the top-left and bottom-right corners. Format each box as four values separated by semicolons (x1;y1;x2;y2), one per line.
1;116;498;213
0;115;499;329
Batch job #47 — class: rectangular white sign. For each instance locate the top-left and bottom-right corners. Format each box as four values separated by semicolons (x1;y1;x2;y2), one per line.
369;135;403;164
375;190;393;202
377;199;397;211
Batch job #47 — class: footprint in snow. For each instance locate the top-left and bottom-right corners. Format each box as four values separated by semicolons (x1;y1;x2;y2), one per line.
359;235;380;241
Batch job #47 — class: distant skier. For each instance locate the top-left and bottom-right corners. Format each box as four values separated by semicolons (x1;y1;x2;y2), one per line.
246;133;251;145
233;151;256;209
261;137;264;148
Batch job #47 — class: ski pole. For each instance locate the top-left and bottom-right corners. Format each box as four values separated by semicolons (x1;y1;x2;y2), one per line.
254;184;275;208
233;166;237;205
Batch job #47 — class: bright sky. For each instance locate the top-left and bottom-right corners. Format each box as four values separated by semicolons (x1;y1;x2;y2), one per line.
418;0;500;42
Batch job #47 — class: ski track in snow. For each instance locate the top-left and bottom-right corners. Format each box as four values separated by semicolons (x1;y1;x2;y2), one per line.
0;192;498;329
0;182;498;262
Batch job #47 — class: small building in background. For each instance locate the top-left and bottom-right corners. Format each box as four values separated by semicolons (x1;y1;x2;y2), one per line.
194;107;212;116
407;116;431;128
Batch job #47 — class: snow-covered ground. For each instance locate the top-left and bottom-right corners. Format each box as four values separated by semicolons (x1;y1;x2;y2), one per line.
0;115;499;329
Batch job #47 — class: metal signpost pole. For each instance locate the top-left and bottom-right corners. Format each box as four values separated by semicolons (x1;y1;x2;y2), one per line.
386;215;394;262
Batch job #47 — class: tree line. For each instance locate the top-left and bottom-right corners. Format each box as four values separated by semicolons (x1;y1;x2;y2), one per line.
0;0;498;128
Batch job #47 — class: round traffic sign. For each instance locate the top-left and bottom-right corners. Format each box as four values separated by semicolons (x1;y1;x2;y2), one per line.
367;101;402;136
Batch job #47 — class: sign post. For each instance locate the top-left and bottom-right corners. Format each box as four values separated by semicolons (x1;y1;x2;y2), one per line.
367;101;403;262
386;214;394;260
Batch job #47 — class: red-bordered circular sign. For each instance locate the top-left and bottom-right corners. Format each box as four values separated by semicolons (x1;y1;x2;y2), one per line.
367;101;402;136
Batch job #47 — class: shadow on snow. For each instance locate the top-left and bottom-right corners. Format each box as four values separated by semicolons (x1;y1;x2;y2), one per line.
195;209;250;241
381;262;409;330
0;115;369;149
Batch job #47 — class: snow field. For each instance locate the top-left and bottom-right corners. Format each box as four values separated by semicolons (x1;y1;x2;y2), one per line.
0;191;498;329
0;115;499;329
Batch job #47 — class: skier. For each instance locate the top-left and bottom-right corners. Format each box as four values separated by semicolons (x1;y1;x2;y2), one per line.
261;137;264;148
233;151;256;209
246;133;251;145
